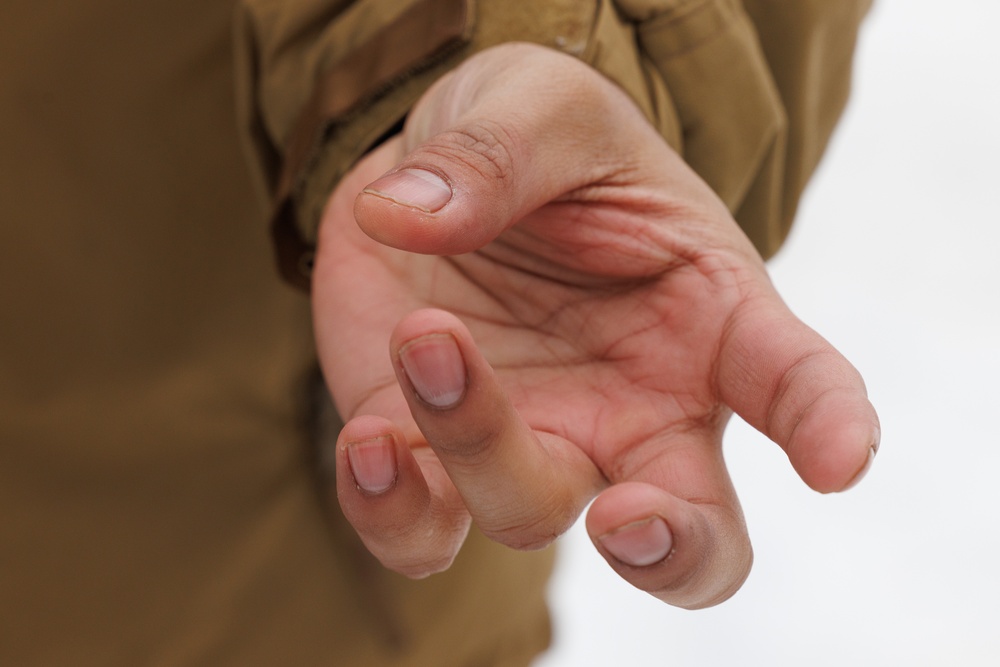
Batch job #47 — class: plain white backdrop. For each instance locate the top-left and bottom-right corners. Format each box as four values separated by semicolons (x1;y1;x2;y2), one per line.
536;1;1000;665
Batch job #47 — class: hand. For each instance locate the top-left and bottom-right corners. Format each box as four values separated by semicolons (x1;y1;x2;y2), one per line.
312;43;879;609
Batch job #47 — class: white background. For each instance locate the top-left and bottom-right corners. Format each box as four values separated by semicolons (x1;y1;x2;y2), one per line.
537;1;1000;665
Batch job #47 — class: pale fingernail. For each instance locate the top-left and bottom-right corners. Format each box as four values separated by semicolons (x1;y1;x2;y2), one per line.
363;168;452;212
599;517;673;568
345;436;397;495
842;444;878;491
398;333;467;409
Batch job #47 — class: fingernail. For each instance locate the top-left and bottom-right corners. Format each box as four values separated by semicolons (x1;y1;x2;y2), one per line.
599;517;673;568
345;436;397;495
399;333;466;408
842;444;877;491
363;168;452;212
398;333;467;409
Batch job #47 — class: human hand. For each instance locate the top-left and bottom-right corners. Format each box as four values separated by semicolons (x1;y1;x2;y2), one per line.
312;43;879;609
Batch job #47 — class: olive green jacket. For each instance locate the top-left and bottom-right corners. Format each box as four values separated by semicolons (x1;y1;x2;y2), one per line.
0;1;869;665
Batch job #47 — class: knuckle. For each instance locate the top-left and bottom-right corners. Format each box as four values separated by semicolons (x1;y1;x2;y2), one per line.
366;525;466;579
765;347;841;445
480;499;578;552
432;427;499;465
428;120;517;184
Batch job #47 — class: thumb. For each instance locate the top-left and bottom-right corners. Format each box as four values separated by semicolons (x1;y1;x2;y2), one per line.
352;43;656;255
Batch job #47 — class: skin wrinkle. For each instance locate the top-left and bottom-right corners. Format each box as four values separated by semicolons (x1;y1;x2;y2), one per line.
337;227;674;414
441;253;555;317
600;409;725;485
453;66;619;182
369;252;576;362
480;502;574;552
340;376;398;422
710;278;774;385
444;243;685;359
443;254;591;344
564;191;707;255
511;206;688;282
420;118;518;185
587;292;707;379
764;345;837;447
435;254;729;462
474;458;586;551
492;363;651;467
506;300;661;376
344;222;750;477
433;256;510;317
476;237;609;288
534;423;613;484
413;187;731;362
427;412;505;464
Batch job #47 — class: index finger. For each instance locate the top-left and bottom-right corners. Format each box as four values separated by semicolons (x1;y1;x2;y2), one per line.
390;308;606;551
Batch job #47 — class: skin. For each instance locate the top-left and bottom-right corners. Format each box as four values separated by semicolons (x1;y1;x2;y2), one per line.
311;44;879;609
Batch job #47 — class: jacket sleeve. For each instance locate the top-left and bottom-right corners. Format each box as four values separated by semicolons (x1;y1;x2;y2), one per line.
616;0;873;259
234;0;872;288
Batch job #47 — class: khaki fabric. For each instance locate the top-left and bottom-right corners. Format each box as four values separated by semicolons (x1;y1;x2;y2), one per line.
1;0;869;665
1;2;551;666
237;0;871;284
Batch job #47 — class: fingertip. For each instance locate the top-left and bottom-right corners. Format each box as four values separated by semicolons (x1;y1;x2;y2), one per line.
353;164;466;255
334;416;471;578
841;443;877;491
390;310;473;413
586;483;751;610
351;143;512;256
787;392;881;494
344;434;398;496
335;416;420;508
397;332;468;410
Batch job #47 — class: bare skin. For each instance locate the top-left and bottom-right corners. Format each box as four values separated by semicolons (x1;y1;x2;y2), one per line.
311;44;879;609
